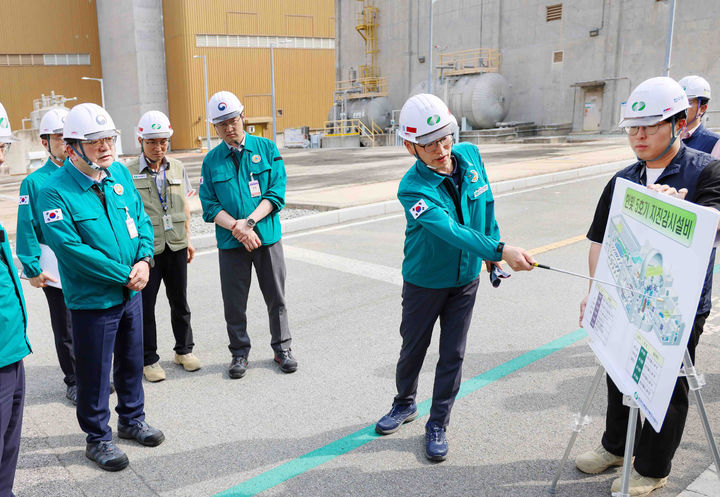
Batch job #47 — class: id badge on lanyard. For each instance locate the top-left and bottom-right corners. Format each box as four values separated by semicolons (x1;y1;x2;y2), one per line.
249;172;261;197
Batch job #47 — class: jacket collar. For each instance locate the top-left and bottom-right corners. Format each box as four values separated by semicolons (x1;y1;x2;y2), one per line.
65;158;114;191
414;149;470;187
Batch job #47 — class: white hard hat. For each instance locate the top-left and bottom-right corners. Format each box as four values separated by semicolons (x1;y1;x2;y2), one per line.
0;101;17;144
398;93;458;145
618;77;689;128
678;75;711;101
137;110;173;139
208;91;244;124
39;108;69;136
63;103;119;141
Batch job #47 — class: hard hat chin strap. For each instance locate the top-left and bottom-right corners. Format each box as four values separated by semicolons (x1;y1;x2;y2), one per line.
642;116;687;164
684;100;704;131
69;142;105;172
44;138;62;165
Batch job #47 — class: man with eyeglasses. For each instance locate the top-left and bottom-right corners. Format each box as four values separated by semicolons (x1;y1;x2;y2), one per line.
126;110;200;383
199;90;296;379
16;108;79;406
37;103;165;472
576;77;720;496
0;100;32;497
374;94;536;461
678;75;720;158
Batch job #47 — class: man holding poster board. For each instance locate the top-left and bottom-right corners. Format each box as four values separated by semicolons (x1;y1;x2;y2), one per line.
576;77;720;496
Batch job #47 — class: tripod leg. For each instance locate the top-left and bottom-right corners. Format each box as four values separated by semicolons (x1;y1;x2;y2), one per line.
682;348;720;478
548;365;605;495
612;404;639;497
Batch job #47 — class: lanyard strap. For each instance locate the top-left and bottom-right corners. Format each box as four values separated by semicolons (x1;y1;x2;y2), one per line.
157;167;167;210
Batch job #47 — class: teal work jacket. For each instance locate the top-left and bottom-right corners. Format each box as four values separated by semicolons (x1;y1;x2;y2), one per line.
398;142;503;289
199;134;286;249
16;159;62;278
0;221;31;369
37;160;154;310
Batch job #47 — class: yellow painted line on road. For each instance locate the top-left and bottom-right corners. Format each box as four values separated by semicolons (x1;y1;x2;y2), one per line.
488;234;587;271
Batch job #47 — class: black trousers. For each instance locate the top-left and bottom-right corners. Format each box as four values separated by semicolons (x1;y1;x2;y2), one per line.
394;277;479;428
602;311;709;478
0;360;24;497
141;246;193;366
218;242;291;358
42;286;76;386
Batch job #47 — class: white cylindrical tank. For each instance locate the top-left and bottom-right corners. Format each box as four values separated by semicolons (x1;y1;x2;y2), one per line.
346;97;393;130
410;73;512;129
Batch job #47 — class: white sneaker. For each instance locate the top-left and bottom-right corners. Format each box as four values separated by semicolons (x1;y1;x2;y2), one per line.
575;445;624;474
173;352;201;372
143;362;166;382
611;469;667;496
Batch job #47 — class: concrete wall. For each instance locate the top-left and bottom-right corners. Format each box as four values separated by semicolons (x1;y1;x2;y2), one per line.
336;0;720;132
96;0;169;156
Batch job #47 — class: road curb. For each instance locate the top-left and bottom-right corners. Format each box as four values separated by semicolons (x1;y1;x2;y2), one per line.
191;160;630;251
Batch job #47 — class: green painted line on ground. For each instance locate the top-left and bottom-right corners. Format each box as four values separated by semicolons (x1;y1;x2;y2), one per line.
214;327;589;497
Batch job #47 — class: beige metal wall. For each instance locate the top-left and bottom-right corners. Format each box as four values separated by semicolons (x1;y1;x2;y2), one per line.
163;0;336;149
0;0;103;131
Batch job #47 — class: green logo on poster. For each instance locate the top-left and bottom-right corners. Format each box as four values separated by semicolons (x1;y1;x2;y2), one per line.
631;101;646;112
427;115;441;125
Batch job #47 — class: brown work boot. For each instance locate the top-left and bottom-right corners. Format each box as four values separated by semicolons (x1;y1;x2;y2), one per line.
143;362;166;382
173;352;201;372
575;445;624;474
611;469;667;496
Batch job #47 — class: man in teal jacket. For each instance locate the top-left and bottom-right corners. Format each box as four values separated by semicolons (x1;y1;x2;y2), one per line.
199;90;296;379
38;103;164;472
0;101;32;497
16;108;78;405
375;94;535;462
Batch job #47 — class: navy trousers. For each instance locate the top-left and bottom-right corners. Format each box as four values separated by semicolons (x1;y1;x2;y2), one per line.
394;278;480;427
602;311;708;478
42;286;76;387
71;293;145;443
0;360;24;497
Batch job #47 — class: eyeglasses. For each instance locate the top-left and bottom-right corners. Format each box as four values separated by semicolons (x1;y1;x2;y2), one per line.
421;134;453;153
624;122;668;136
143;138;169;147
0;143;11;153
215;117;242;131
81;136;117;147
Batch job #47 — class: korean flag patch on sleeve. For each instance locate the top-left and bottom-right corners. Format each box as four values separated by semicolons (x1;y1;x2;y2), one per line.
43;209;63;223
18;195;29;205
409;199;428;219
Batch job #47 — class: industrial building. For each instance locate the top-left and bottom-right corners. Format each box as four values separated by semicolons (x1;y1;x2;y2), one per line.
0;0;335;162
333;0;720;137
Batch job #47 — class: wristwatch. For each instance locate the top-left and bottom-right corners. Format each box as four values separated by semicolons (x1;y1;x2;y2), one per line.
495;241;505;256
139;256;155;269
246;217;256;228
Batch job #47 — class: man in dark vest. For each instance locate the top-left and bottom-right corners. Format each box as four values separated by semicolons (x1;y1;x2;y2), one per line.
679;75;720;158
126;110;200;382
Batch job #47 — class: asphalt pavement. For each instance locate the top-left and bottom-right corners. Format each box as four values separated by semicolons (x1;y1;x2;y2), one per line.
11;171;720;497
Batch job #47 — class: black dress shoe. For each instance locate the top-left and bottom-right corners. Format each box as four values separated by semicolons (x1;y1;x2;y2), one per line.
274;349;298;373
66;384;77;406
85;440;129;471
117;421;165;447
229;356;248;379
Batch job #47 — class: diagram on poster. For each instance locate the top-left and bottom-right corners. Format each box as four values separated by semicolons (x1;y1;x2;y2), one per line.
583;178;719;432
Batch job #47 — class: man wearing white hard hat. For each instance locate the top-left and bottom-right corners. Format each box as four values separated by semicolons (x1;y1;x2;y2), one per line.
16;108;78;405
38;103;164;472
679;75;720;158
577;77;720;495
126;110;200;383
0;101;32;497
199;90;296;378
374;93;535;461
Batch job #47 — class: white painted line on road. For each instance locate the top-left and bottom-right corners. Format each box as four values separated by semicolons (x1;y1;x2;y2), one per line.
283;245;402;286
0;194;16;201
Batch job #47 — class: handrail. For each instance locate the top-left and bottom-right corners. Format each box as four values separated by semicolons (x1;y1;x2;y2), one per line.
323;118;378;146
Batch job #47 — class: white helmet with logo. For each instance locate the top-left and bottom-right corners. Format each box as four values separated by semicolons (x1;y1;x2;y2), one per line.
678;75;711;101
208;91;244;124
137;110;174;139
398;93;458;145
618;77;689;128
63;103;119;141
0;101;17;143
39;107;69;136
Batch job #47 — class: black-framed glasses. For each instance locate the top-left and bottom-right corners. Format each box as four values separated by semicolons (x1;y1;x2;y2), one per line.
624;122;668;136
421;134;453;153
143;138;170;147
